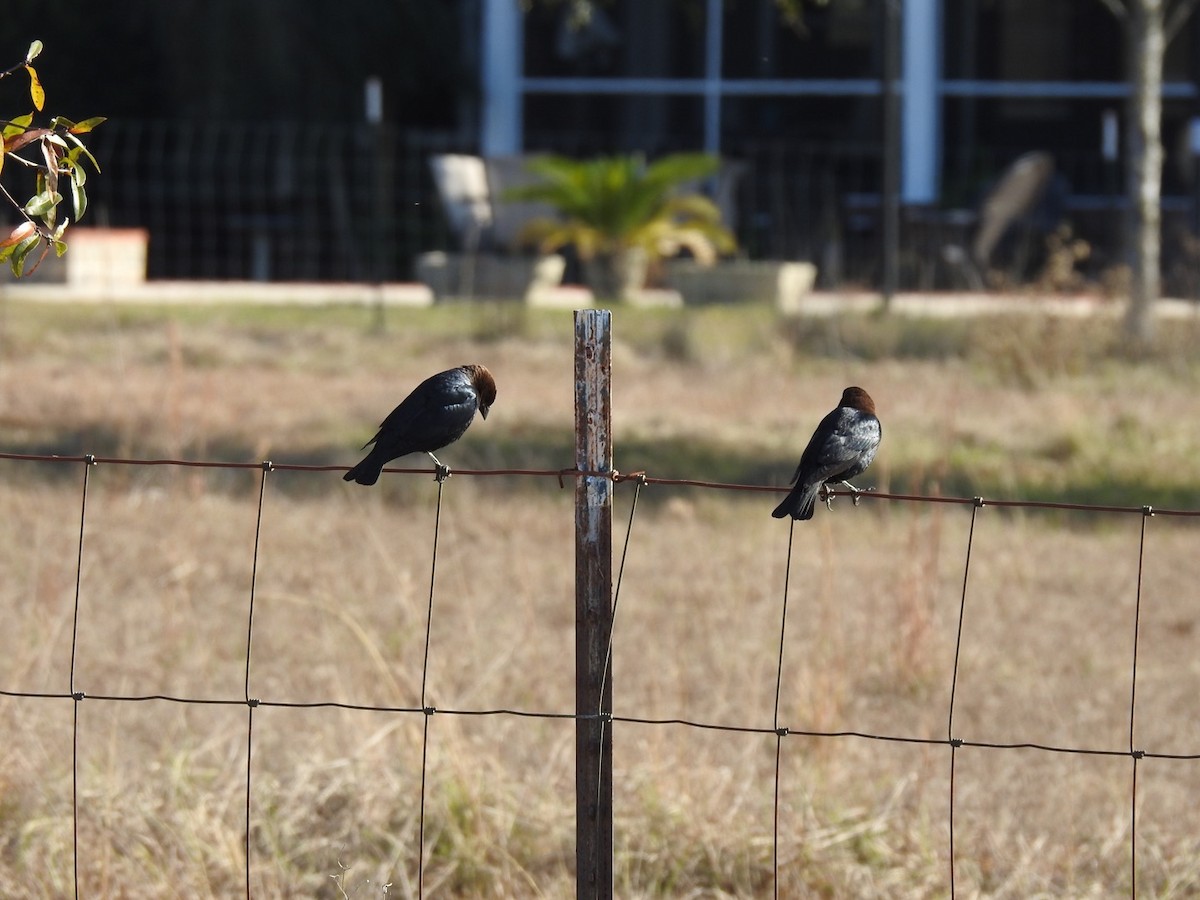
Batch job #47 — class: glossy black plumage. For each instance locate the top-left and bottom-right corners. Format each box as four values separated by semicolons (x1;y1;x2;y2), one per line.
771;386;881;521
344;364;496;486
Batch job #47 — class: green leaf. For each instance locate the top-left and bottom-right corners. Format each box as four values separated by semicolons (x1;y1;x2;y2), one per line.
26;40;43;63
66;157;87;185
9;234;41;276
68;117;106;135
63;132;100;171
24;190;61;218
67;154;85;179
3;113;34;138
26;65;45;111
71;179;87;220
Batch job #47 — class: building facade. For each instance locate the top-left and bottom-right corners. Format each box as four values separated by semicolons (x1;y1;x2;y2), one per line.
477;0;1200;289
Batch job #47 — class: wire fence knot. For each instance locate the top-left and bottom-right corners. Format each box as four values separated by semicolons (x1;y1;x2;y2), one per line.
71;691;85;702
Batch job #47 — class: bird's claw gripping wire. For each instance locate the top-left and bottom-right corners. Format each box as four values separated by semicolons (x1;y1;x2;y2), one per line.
427;452;451;483
822;481;876;510
820;483;836;511
847;482;878;507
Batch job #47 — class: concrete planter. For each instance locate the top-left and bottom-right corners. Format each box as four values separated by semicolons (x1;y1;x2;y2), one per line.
582;248;647;303
416;251;567;302
16;227;148;286
666;259;817;310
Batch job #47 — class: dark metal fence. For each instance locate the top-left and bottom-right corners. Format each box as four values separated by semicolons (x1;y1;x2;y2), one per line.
74;121;1200;292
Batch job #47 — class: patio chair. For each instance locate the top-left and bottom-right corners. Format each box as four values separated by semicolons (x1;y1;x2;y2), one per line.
429;153;493;253
943;151;1057;289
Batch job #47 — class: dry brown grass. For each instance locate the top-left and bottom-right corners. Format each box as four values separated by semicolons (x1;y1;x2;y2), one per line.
2;300;1200;897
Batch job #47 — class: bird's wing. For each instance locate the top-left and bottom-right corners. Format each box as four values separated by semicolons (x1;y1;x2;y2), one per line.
792;409;879;483
366;371;476;446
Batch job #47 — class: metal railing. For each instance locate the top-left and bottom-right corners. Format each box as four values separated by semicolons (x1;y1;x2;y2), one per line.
52;121;1199;293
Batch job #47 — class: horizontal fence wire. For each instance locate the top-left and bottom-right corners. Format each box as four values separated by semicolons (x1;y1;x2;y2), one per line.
5;451;1200;516
2;449;1199;898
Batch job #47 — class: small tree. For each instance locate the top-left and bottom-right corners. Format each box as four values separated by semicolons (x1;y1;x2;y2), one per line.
508;152;736;301
0;40;104;276
1095;0;1200;343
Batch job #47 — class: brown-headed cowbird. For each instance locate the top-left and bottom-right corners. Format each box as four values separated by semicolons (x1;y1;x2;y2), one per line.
344;364;496;485
771;386;881;520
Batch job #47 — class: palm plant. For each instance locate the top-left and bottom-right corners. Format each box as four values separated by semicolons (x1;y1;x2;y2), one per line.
507;152;736;300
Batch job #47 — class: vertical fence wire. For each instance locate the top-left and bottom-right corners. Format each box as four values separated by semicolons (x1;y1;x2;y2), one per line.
241;462;272;900
1128;507;1152;897
596;475;646;821
417;473;448;899
771;521;798;899
945;497;984;899
68;454;96;900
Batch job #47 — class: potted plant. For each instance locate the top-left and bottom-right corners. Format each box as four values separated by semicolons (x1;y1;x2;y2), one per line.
506;152;736;301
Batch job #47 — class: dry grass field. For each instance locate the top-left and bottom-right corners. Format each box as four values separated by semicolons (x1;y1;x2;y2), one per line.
2;298;1200;897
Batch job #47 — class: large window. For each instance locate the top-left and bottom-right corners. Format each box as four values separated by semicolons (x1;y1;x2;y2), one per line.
520;0;883;153
941;0;1198;199
721;0;875;80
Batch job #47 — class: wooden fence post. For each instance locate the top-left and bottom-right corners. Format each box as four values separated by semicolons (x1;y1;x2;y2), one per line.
575;309;613;899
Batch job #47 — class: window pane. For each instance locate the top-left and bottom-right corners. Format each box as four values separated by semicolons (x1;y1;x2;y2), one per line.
722;0;876;79
524;0;705;79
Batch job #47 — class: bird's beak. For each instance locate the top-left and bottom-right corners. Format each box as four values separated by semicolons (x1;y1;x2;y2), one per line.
480;405;489;420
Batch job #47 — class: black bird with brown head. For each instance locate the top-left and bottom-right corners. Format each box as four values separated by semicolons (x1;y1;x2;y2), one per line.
344;364;496;486
772;385;881;520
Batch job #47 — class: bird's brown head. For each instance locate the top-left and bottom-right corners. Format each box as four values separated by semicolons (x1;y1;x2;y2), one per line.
840;386;876;415
463;364;497;419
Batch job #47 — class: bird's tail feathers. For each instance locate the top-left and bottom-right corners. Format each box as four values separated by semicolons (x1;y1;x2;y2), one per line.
343;451;385;486
771;482;819;520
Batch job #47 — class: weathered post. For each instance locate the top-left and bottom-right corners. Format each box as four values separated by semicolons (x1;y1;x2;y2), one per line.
574;309;613;899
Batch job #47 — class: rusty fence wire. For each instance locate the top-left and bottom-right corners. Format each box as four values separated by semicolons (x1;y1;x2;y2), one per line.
2;450;1199;898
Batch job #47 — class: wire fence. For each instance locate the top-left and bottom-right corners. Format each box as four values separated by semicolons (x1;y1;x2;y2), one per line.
39;119;1200;291
2;446;1199;897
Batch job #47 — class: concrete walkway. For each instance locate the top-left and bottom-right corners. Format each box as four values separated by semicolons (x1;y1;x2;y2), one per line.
789;291;1200;320
0;280;436;306
2;279;1198;321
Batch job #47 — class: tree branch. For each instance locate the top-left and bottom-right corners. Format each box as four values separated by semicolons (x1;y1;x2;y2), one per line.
1094;0;1129;21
